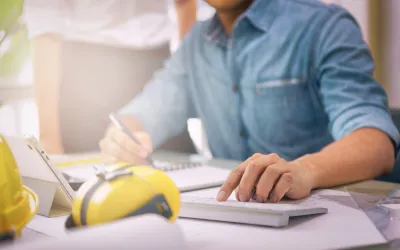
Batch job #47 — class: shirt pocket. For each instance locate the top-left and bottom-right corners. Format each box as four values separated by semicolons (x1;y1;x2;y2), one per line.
253;78;316;146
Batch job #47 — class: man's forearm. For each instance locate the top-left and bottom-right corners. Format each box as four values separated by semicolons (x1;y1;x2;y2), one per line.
295;128;395;189
175;0;197;39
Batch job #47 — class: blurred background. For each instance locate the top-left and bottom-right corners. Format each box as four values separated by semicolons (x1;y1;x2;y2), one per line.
0;0;399;157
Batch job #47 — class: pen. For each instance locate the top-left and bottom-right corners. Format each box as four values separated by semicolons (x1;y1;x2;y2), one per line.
108;113;154;167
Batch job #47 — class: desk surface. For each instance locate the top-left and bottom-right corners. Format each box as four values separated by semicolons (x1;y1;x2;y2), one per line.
16;151;400;250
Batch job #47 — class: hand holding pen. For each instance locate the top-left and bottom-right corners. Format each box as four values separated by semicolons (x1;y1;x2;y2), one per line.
99;113;154;167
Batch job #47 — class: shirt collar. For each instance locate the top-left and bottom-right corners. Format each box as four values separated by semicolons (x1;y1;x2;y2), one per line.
204;0;280;44
204;15;225;45
245;0;280;32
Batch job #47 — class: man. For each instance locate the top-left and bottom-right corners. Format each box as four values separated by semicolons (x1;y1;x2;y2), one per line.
100;0;400;203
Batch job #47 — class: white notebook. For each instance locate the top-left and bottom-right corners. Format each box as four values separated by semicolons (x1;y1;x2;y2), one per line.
153;161;231;192
57;158;231;192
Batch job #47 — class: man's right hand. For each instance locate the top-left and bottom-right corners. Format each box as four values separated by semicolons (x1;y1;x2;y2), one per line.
99;116;153;164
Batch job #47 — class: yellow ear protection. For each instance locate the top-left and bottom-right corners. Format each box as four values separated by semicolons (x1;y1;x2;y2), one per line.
65;164;180;229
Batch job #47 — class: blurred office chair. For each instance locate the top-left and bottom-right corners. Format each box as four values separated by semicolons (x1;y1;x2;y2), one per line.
376;108;400;183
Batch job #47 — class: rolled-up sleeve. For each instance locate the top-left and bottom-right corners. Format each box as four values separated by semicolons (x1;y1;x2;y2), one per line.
118;46;193;148
315;6;400;152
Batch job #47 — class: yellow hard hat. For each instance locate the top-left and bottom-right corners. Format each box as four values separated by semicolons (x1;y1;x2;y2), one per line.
66;163;180;229
0;135;38;241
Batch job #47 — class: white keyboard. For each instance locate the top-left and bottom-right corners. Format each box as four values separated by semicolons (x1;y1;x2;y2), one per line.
179;196;328;227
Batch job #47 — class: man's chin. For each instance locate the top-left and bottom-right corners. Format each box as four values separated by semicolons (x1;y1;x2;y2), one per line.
205;0;253;12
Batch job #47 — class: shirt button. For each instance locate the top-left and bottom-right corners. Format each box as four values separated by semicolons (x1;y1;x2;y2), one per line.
240;130;246;137
232;84;239;93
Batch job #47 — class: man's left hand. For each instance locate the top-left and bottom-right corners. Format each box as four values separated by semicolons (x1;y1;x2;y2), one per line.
216;153;315;203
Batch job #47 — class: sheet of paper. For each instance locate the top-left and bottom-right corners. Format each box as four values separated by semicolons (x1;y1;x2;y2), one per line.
11;215;187;250
179;188;387;250
58;161;231;192
25;215;69;238
24;186;387;250
59;164;103;181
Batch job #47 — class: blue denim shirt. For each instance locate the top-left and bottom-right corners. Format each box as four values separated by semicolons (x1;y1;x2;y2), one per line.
120;0;400;161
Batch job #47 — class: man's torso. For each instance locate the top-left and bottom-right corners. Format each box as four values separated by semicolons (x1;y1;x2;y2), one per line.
183;0;339;161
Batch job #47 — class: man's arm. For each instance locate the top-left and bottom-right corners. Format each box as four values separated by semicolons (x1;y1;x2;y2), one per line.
216;7;399;203
100;44;194;164
216;127;394;203
175;0;197;39
296;128;394;189
305;6;399;185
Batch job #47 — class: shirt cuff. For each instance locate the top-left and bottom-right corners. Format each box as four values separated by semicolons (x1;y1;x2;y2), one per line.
331;106;400;157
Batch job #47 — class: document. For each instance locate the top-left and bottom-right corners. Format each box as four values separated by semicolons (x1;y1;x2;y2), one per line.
51;153;231;192
7;215;187;250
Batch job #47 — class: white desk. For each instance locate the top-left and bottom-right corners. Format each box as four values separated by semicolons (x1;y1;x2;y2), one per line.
180;188;387;250
15;153;400;249
21;187;388;250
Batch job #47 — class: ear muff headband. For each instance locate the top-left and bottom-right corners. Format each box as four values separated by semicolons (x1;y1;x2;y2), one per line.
80;178;105;226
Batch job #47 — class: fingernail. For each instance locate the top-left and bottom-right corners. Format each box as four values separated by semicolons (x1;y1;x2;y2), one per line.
239;194;247;202
270;194;277;203
217;191;226;201
256;195;264;203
